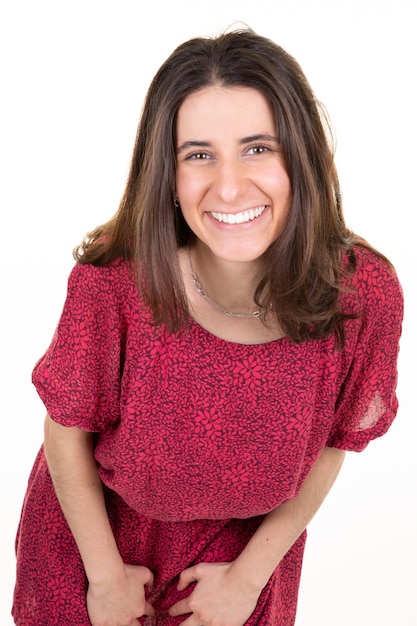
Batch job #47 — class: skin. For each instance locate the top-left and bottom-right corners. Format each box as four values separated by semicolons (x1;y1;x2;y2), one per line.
42;86;346;626
176;85;292;266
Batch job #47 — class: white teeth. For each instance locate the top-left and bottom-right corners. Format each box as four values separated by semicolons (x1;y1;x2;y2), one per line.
210;206;266;224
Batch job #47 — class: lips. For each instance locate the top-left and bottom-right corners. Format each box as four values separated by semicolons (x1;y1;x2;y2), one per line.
210;205;267;225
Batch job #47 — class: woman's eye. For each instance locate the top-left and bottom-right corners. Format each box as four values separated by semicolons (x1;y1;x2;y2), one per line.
187;152;211;160
247;145;270;155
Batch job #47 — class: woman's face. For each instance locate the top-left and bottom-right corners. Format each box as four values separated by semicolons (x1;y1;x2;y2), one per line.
175;85;292;264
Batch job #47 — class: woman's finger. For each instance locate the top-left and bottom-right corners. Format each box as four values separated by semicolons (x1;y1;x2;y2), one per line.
177;566;201;591
168;597;191;617
143;600;155;616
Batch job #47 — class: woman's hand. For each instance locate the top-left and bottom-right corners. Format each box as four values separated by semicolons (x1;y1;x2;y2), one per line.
87;563;155;626
168;561;261;626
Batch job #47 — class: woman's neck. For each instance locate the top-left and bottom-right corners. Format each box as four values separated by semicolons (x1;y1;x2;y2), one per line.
189;241;263;314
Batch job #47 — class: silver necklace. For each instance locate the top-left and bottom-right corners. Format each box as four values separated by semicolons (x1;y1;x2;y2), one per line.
187;245;267;319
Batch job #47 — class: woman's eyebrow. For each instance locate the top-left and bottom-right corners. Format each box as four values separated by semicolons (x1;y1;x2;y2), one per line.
176;140;211;154
176;134;279;154
239;133;279;144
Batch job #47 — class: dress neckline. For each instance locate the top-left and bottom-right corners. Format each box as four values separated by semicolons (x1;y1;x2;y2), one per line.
188;316;289;348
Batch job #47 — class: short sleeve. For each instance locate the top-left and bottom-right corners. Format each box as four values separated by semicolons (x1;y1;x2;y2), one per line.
326;250;404;451
32;262;126;431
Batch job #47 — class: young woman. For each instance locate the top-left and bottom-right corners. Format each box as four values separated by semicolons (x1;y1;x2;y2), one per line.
13;28;403;626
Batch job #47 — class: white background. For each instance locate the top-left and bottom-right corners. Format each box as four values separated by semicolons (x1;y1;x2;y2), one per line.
1;1;416;624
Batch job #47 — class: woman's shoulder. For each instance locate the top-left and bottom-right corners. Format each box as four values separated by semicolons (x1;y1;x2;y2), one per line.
65;258;142;314
343;243;403;316
68;257;136;290
70;256;134;280
351;242;401;286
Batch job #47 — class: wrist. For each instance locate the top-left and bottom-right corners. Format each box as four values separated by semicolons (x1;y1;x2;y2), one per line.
228;557;271;597
84;551;126;587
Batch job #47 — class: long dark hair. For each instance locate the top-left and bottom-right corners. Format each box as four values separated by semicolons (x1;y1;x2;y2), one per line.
74;27;383;343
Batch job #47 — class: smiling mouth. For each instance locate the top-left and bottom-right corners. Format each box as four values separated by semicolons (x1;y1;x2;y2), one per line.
210;205;267;225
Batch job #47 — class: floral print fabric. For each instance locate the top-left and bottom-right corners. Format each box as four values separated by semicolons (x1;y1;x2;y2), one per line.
13;245;403;625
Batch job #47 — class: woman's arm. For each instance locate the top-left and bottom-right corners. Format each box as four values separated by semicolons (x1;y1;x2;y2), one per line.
169;446;346;626
233;445;346;589
43;413;154;626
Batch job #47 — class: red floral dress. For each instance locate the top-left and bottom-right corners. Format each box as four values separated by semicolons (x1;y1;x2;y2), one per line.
12;245;403;625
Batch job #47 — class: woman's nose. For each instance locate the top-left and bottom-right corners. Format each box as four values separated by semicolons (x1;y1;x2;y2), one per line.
212;159;248;204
